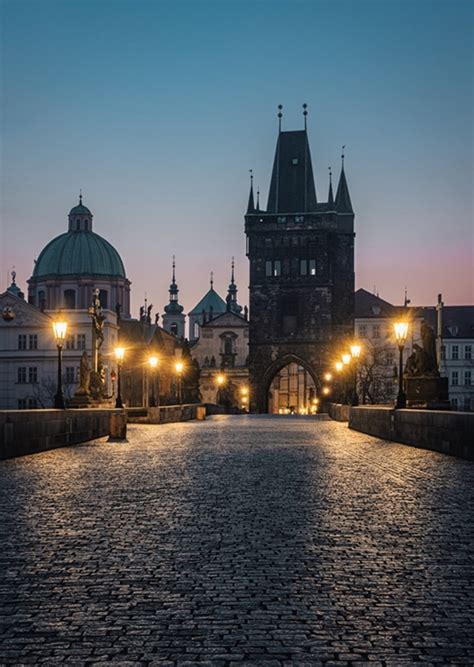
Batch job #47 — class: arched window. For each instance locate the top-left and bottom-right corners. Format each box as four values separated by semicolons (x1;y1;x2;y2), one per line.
99;290;108;309
193;322;200;339
64;289;76;309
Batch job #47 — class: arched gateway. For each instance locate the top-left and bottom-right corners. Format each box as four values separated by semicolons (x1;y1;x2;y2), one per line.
264;354;319;414
245;110;355;413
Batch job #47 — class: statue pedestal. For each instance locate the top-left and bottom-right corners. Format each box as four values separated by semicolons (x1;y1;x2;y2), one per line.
406;376;450;409
69;394;93;408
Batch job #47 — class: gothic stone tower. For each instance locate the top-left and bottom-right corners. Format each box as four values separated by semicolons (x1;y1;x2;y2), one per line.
245;109;355;412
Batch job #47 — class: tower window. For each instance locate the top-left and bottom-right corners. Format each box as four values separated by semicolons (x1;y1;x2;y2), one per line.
193;322;200;339
309;259;316;275
265;261;272;277
292;158;299;165
273;260;281;277
300;260;307;276
171;323;178;336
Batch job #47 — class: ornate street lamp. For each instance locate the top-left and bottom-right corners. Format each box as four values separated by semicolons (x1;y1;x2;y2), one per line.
175;361;184;404
148;356;159;407
114;347;125;408
240;385;249;411
350;343;362;406
52;318;68;409
394;322;409;409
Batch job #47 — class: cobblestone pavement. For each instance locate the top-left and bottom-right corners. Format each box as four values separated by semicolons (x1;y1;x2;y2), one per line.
1;415;473;666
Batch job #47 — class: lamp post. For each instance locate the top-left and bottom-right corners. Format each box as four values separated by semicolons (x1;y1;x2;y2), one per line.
394;322;409;409
114;347;125;408
342;353;351;404
175;361;184;404
335;361;343;403
148;356;159;407
52;318;68;409
349;344;362;406
240;385;249;411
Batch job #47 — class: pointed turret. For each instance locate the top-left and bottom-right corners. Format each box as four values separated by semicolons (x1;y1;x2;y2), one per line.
327;167;334;210
335;149;353;213
227;257;242;314
247;170;255;214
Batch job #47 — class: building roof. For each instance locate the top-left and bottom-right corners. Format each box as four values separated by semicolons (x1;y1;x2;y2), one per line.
189;287;226;316
32;230;126;279
266;130;317;213
355;288;399;318
420;305;474;339
69;202;92;216
201;310;248;328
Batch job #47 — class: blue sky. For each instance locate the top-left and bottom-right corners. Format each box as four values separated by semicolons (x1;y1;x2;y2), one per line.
1;0;473;316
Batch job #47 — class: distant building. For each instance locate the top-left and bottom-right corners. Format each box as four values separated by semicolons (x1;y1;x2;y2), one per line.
420;301;474;411
354;289;422;404
161;257;186;338
188;274;226;342
245;109;355;412
354;289;474;411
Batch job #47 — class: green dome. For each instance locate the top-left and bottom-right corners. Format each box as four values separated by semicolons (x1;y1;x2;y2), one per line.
33;231;126;279
69;203;92;216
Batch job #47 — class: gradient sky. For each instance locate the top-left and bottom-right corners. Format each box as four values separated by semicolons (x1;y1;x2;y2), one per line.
1;0;473;318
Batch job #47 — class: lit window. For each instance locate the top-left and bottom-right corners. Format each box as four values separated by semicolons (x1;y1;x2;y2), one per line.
273;260;281;277
309;260;316;275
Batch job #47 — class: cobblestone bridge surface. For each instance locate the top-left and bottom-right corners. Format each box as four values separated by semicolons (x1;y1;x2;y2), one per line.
1;415;473;666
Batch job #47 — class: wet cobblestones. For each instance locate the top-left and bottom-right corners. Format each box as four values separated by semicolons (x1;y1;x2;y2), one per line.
0;415;473;665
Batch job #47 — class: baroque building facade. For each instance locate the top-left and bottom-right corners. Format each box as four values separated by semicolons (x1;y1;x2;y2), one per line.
245;111;355;412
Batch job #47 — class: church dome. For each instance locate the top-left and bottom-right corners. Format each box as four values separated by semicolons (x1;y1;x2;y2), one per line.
33;231;126;278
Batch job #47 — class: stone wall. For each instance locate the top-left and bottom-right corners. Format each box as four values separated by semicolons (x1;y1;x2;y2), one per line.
127;404;206;425
349;406;474;460
0;409;115;460
327;403;350;422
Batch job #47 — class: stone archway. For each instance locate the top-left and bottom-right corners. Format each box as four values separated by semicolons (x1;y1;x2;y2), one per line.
262;354;320;414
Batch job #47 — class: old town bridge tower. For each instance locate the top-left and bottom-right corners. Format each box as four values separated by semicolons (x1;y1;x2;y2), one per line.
245;107;355;413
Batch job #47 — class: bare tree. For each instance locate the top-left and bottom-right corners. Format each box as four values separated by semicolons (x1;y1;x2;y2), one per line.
358;337;398;405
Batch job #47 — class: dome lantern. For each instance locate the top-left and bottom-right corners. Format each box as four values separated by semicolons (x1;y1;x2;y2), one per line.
68;192;93;232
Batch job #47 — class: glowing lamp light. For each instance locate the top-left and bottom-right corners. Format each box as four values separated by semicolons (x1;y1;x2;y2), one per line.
322;387;330;395
335;361;343;372
393;322;409;345
148;356;159;369
175;361;184;374
241;386;248;396
324;372;332;382
216;373;226;386
52;320;68;342
350;344;362;359
114;347;125;363
342;353;351;365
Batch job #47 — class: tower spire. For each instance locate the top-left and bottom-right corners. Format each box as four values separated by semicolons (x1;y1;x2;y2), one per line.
278;104;283;132
231;256;235;284
327;166;334;209
256;188;260;211
210;271;214;289
335;146;353;213
303;103;308;130
246;169;255;213
79;189;82;205
172;255;176;284
227;256;242;314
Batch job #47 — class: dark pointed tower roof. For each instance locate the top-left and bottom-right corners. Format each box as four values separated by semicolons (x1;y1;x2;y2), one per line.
246;170;255;214
327;167;334;210
335;150;353;213
164;256;184;314
267;129;317;213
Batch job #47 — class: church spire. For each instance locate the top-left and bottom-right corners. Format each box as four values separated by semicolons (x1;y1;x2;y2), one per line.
163;255;184;320
227;257;242;314
247;169;255;213
335;146;353;213
327;166;334;209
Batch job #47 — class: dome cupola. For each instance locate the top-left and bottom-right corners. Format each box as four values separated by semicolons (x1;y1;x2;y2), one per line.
68;193;93;232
